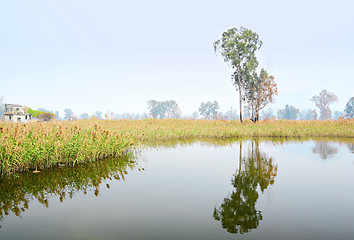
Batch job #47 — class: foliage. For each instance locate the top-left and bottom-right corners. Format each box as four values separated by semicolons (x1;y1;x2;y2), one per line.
147;100;182;119
198;101;220;119
310;89;337;120
37;112;55;121
27;108;45;118
245;69;277;121
344;97;354;119
277;105;300;120
214;27;262;122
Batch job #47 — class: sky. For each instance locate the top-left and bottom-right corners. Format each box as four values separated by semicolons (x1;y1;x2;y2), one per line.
1;0;353;117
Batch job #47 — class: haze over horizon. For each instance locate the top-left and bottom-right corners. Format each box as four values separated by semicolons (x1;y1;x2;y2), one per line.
1;0;353;117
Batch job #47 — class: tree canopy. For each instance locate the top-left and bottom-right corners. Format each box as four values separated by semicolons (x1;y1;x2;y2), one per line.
198;101;220;119
245;69;277;121
147;100;182;119
277;105;300;120
310;89;337;120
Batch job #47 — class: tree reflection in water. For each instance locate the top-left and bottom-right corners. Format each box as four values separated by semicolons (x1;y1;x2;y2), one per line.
0;155;138;228
312;141;338;159
347;143;354;154
213;140;278;234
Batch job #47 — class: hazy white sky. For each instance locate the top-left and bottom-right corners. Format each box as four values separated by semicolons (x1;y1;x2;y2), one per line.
1;0;353;117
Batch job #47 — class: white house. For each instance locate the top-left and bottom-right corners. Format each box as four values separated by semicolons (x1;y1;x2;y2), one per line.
3;104;32;123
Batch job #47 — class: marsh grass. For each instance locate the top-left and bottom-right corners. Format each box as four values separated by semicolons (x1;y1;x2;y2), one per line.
0;118;353;175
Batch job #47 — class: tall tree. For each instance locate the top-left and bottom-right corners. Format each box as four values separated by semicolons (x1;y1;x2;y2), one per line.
214;27;262;123
198;101;220;119
310;89;337;120
245;69;277;122
344;97;354;119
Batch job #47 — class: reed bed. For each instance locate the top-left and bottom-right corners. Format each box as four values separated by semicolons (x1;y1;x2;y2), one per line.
0;118;353;175
0;122;131;175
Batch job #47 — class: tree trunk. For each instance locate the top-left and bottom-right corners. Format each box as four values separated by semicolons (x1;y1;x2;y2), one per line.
237;68;243;123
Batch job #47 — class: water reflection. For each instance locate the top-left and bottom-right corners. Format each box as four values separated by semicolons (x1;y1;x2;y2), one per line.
312;141;338;159
213;140;278;234
0;155;138;228
348;143;354;154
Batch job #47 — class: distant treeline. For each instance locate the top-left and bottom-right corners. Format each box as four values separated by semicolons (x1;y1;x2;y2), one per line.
1;91;353;121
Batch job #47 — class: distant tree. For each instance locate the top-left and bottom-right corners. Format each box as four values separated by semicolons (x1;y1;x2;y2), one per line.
313;109;318;120
192;111;199;119
55;111;60;120
261;108;275;120
37;112;55;121
344;97;354;119
277;105;299;120
64;108;74;120
243;105;250;119
147;100;160;118
225;109;238;120
214;27;262;123
298;109;315;120
135;113;141;120
37;108;51;113
94;111;103;119
105;111;115;120
0;96;4;118
142;112;149;119
80;113;89;119
147;100;181;119
333;111;343;119
245;69;277;122
198;101;220;119
310;89;337;120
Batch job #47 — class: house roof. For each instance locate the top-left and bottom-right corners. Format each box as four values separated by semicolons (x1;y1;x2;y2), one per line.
4;113;31;116
5;104;23;107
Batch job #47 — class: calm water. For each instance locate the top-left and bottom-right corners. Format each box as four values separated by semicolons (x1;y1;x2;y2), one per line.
1;139;354;240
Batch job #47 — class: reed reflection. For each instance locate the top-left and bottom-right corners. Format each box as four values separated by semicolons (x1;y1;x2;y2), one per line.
0;155;138;228
213;140;278;234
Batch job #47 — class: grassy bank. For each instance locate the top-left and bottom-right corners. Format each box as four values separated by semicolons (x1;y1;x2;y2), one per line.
0;119;353;175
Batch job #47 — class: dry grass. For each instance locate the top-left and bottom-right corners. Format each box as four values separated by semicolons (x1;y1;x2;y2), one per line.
0;118;353;175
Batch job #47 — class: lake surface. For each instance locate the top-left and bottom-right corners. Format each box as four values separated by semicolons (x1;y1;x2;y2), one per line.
1;138;354;240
